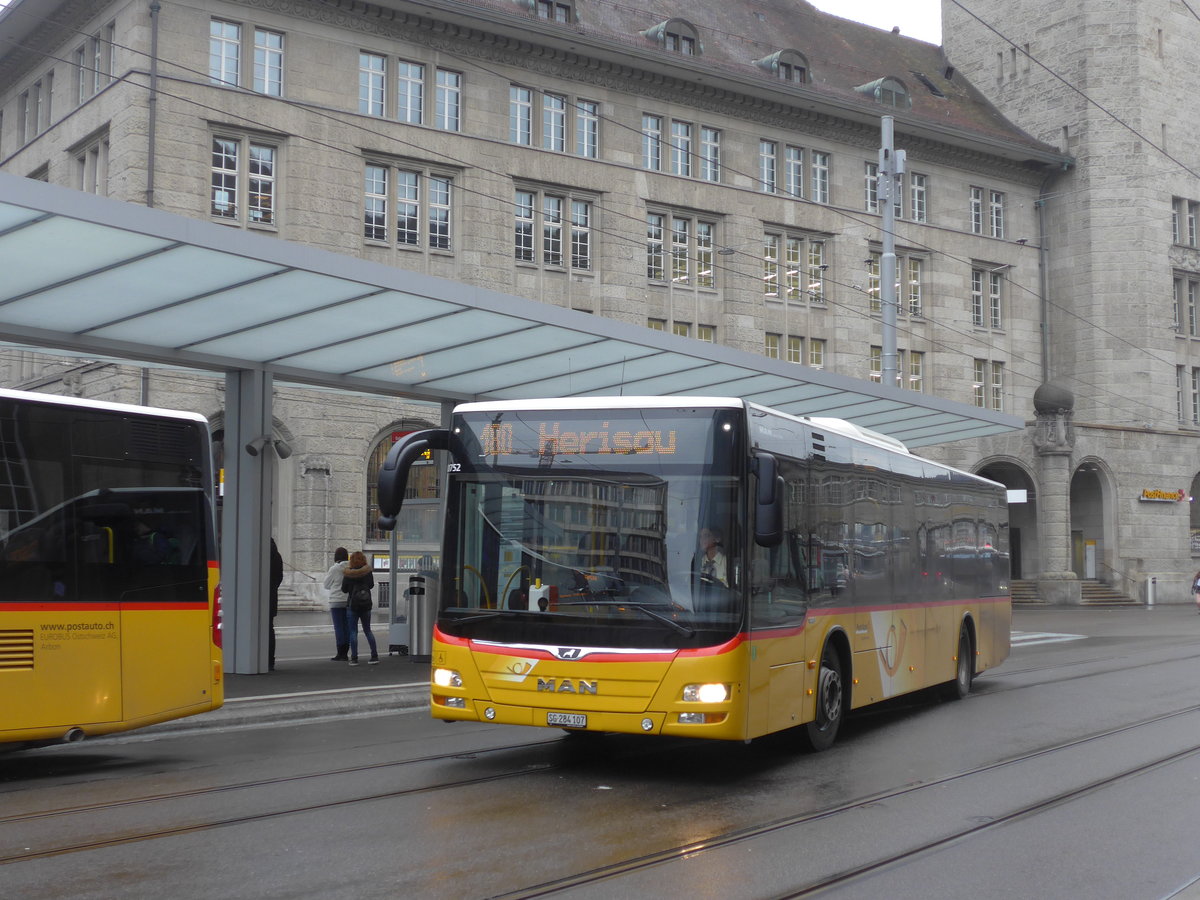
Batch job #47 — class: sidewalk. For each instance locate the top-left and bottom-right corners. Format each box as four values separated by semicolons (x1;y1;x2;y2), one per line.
155;609;432;733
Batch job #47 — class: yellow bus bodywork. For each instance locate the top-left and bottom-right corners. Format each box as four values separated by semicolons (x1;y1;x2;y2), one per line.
430;597;1009;742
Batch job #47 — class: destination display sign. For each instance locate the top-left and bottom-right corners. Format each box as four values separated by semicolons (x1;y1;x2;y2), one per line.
455;409;737;468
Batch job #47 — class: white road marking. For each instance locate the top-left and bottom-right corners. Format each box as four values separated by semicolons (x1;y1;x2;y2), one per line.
1011;631;1086;647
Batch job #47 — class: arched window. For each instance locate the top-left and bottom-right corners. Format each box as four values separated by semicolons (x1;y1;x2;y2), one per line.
365;428;441;545
855;76;911;109
643;19;701;56
755;49;809;84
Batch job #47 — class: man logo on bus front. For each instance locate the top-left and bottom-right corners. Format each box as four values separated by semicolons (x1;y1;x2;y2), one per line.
558;647;583;659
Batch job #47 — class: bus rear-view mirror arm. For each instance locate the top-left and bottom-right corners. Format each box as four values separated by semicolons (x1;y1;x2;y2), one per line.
376;428;451;531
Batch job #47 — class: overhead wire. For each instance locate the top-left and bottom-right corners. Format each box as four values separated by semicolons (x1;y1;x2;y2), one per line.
0;0;1182;423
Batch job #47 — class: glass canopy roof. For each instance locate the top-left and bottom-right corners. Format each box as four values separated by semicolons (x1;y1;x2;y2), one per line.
0;174;1021;448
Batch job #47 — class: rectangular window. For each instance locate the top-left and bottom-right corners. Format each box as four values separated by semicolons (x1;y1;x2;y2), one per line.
809;338;825;368
646;213;665;280
247;143;276;224
537;0;571;21
973;359;986;407
514;190;535;261
696;222;714;288
74;135;110;195
970;186;984;234
697;325;715;343
510;86;533;145
543;93;567;152
428;175;452;248
1174;199;1182;244
642;115;662;171
989;271;1003;328
868;253;881;313
364;165;389;241
1190;281;1198;337
1175;277;1184;332
211;135;277;226
910;173;927;223
210;20;241;86
700;127;721;182
671;217;690;284
210;137;239;219
869;345;882;383
1189;202;1199;246
365;164;454;251
811;151;829;204
647;318;666;331
571;200;592;271
542;195;563;266
764;333;780;359
359;52;385;116
909;351;924;392
1192;369;1200;424
760;140;777;193
397;62;424;124
74;45;87;104
808;241;826;303
673;321;691;338
575;100;599;158
971;269;985;326
785;237;802;301
435;69;461;131
1178;365;1187;423
784;146;803;198
670;121;692;176
253;29;283;96
397;170;419;245
991;361;1004;410
907;257;923;316
763;234;780;299
864;162;879;212
989;190;1005;238
787;335;803;364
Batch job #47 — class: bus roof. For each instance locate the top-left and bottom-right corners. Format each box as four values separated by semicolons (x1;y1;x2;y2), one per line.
453;396;747;413
0;387;209;425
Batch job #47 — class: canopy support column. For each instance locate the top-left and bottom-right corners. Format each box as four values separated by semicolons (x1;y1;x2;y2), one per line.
222;370;276;674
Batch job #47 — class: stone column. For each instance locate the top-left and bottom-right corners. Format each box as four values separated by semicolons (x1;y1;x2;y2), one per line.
1031;384;1080;605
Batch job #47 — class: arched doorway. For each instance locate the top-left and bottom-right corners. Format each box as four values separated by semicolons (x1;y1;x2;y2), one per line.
976;460;1037;580
1069;459;1113;582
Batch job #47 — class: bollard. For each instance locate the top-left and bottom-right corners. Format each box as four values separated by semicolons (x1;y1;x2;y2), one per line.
1148;576;1156;608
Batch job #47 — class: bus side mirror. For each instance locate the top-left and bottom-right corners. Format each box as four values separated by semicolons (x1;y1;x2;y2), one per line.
752;451;783;547
377;428;451;531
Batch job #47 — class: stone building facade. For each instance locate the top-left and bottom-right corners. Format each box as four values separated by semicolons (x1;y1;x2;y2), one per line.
11;0;1181;602
941;0;1200;603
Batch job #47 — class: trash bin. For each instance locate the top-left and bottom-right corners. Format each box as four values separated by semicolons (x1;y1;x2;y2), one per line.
388;575;409;655
409;571;438;663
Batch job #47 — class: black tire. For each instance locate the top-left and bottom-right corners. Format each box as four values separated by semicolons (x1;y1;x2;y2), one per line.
800;643;844;752
946;626;973;700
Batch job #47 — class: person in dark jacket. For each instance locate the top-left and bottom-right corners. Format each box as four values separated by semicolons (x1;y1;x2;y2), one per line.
341;550;379;665
269;538;283;670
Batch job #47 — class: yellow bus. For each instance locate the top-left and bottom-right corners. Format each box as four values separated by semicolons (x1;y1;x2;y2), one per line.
378;397;1009;750
0;389;222;749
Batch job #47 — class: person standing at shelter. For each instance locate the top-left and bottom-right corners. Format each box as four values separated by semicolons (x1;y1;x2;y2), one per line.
342;550;379;666
323;547;351;660
269;538;284;670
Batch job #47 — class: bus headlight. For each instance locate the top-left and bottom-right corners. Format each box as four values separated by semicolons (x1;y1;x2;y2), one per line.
682;683;729;703
433;668;463;688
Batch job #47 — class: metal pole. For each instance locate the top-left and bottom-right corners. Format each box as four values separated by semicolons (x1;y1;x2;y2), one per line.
879;117;905;389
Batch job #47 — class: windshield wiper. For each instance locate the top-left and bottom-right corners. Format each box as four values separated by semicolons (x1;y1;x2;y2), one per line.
555;598;695;637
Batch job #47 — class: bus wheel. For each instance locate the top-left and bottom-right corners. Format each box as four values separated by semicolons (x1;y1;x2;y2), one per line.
946;627;974;700
800;644;844;752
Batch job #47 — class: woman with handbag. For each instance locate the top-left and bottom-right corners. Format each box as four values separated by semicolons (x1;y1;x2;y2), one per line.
341;550;379;665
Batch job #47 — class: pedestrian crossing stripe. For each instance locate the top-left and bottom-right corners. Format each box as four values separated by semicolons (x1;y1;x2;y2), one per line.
1011;631;1086;646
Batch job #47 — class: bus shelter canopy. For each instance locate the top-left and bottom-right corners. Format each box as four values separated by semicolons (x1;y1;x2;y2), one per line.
0;174;1021;448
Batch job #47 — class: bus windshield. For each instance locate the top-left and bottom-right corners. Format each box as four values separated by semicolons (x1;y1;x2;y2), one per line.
441;406;745;648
